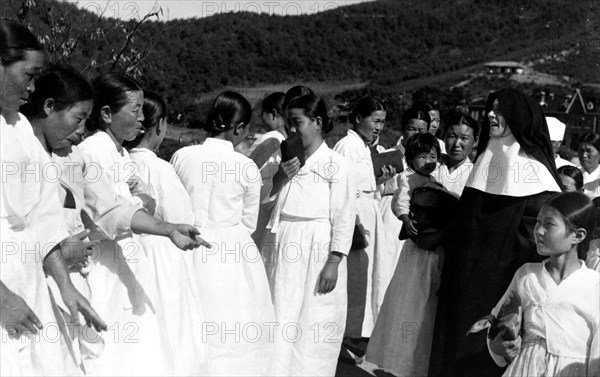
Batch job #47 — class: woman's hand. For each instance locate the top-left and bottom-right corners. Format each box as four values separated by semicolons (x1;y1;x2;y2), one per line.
59;230;100;270
489;330;521;362
59;282;107;332
317;252;344;295
167;224;211;250
0;282;42;338
279;157;301;180
136;193;156;216
376;165;396;186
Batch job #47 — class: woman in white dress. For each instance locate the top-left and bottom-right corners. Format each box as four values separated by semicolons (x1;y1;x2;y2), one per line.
125;92;209;375
333;97;395;357
263;94;356;376
0;21;106;376
171;91;275;376
79;73;207;376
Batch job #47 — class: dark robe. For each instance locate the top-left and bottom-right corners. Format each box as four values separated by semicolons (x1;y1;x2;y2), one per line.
430;88;563;376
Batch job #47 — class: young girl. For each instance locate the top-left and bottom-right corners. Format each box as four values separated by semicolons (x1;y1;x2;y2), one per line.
79;73;205;376
1;21;105;376
488;191;599;376
367;132;444;377
246;92;288;247
171;91;275;376
262;94;356;376
334;96;394;358
558;165;584;192
125;92;209;375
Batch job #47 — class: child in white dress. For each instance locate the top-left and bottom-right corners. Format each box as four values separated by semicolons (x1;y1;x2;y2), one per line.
488;191;599;376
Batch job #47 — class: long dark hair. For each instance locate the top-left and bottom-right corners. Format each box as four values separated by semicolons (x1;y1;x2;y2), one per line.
203;91;252;136
22;65;93;118
287;94;333;134
543;191;597;258
88;73;143;132
0;20;42;67
349;97;385;126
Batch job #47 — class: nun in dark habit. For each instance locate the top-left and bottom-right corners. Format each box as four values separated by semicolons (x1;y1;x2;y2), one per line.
430;88;563;376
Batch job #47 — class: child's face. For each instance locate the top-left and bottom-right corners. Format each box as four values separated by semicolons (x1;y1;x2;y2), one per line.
411;149;438;175
559;174;579;192
534;206;575;257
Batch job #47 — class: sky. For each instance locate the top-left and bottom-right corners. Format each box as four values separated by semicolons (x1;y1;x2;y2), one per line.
68;0;376;20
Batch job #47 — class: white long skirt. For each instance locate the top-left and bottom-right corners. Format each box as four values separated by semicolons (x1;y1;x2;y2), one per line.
0;225;80;377
82;236;170;376
191;224;275;376
263;218;347;377
138;234;210;375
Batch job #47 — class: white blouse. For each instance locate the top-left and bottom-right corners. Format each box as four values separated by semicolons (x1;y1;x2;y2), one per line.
77;131;143;239
489;261;599;374
583;165;600;199
171;138;261;233
434;157;474;198
334;129;377;193
129;147;194;224
268;141;356;255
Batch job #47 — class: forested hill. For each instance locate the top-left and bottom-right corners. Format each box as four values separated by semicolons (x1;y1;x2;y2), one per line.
5;0;597;120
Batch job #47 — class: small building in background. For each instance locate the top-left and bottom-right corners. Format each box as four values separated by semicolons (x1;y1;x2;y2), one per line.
468;88;599;151
484;61;525;75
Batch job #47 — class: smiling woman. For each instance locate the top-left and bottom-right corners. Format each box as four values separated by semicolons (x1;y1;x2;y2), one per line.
432;88;564;377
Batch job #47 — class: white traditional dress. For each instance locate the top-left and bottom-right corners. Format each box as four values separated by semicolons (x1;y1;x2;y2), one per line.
367;168;442;377
262;141;355;376
334;129;390;337
583;165;600;199
78;131;170;376
376;146;405;292
245;130;286;248
171;137;275;376
434;156;474;198
129;147;209;375
489;261;600;376
586;239;600;272
0;111;80;376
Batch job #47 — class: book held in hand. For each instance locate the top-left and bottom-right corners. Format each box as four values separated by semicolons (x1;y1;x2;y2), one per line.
281;133;306;168
371;149;404;177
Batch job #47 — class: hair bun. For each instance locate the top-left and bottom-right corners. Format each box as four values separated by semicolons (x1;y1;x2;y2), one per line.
204;113;226;133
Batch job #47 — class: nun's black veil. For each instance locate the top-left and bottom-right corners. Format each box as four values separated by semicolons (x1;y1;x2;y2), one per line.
476;87;562;189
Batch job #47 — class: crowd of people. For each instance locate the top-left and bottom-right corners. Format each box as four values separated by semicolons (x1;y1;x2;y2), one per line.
1;19;599;377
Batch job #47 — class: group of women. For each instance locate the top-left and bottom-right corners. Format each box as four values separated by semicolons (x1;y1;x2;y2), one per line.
1;18;599;377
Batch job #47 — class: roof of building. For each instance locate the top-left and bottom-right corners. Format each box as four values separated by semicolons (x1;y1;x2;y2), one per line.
484;61;524;68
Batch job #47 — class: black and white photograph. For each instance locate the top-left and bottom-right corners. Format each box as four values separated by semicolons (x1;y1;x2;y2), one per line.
1;0;599;376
